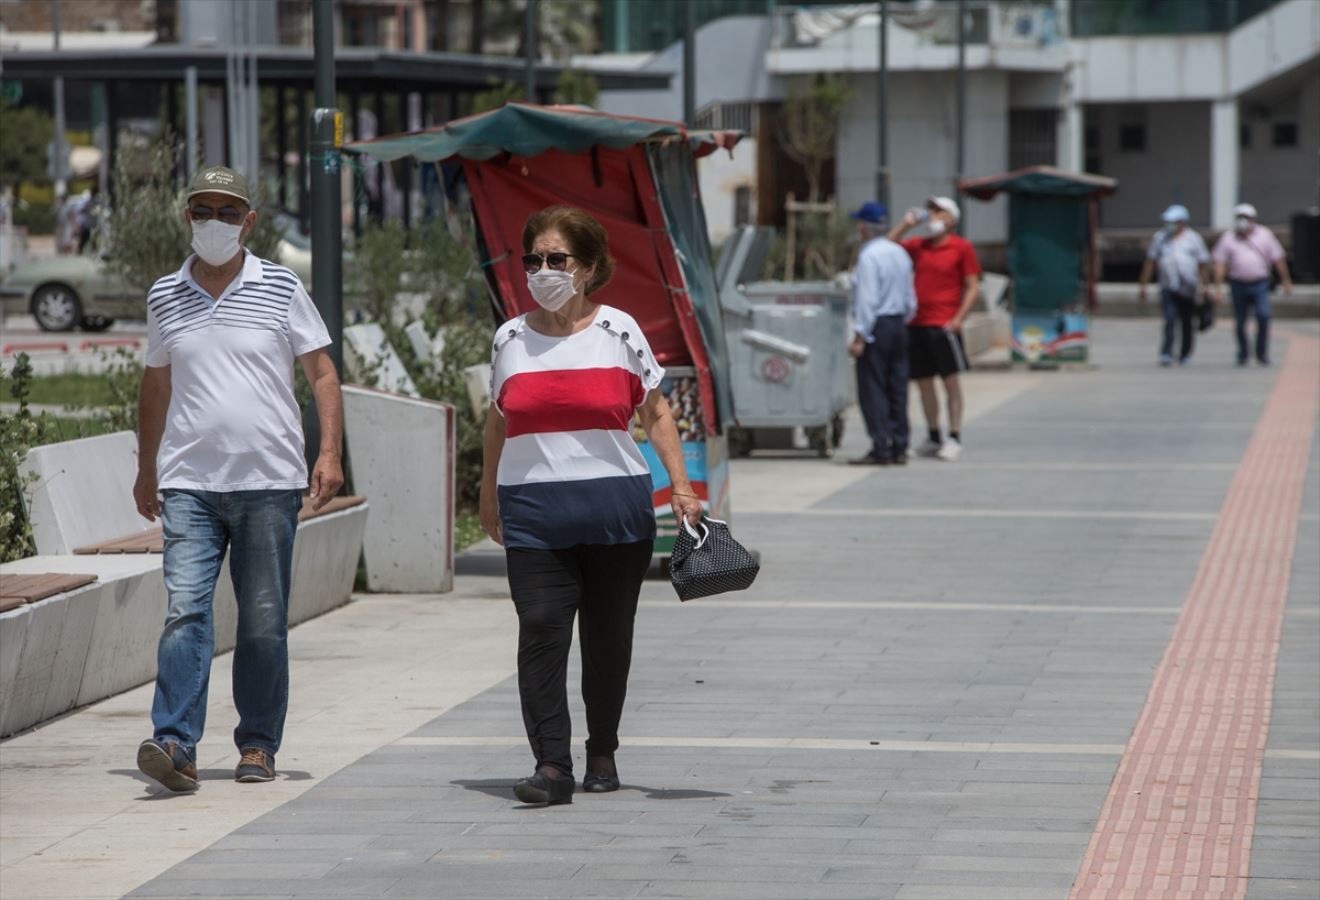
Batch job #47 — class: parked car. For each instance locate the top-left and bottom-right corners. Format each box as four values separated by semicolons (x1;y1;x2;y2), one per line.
0;214;315;332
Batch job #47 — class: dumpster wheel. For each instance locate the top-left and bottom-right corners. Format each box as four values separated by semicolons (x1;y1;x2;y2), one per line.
728;427;753;458
808;426;832;458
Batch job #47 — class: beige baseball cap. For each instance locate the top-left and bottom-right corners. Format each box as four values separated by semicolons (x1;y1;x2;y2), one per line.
1232;202;1257;219
185;166;251;205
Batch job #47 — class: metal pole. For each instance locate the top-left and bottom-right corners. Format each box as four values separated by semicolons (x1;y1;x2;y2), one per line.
876;0;889;210
311;0;343;375
955;0;967;233
185;66;199;174
248;2;260;185
524;0;536;102
682;0;696;126
306;0;345;468
52;0;67;196
226;4;238;168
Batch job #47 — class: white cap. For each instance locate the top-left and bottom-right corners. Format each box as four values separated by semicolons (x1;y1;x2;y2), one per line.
1232;203;1257;219
1161;204;1190;223
927;195;961;222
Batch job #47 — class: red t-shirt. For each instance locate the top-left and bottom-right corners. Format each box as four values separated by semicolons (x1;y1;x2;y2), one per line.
902;235;981;327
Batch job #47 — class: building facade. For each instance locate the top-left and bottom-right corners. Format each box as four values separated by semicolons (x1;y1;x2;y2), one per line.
595;0;1318;249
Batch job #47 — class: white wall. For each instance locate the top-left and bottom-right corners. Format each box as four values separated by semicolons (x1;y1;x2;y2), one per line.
1085;102;1212;228
1240;70;1320;222
595;15;781;123
698;138;758;246
1070;0;1318;104
836;70;1010;243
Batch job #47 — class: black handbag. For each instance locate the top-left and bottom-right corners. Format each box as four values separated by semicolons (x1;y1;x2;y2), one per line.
1197;297;1215;332
669;516;760;601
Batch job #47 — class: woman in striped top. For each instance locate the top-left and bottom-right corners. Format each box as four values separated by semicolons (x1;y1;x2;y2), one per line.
480;206;703;806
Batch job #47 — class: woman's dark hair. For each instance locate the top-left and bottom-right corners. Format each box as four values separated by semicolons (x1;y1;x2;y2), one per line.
522;206;616;296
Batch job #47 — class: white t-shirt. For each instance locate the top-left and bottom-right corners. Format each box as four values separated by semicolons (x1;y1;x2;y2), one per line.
145;251;331;492
490;305;664;549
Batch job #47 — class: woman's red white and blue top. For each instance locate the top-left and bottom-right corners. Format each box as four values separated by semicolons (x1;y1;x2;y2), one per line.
491;305;664;550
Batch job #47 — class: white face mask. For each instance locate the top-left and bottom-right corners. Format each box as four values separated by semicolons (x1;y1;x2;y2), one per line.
191;219;243;267
526;268;579;311
928;218;947;237
1234;217;1251;233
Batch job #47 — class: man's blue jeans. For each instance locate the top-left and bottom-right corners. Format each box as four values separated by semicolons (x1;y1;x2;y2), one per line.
1230;279;1271;363
151;489;301;762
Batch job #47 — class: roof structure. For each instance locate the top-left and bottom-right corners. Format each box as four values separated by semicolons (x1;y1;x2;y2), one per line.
960;165;1119;200
346;102;741;163
0;45;670;91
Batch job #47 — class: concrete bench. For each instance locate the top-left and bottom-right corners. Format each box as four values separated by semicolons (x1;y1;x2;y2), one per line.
5;431;370;737
73;495;368;555
0;569;107;736
342;385;454;593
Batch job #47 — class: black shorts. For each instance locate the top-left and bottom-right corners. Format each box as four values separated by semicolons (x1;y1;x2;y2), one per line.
908;325;969;379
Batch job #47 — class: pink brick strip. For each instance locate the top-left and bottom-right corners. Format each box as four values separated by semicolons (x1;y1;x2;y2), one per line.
1071;333;1320;900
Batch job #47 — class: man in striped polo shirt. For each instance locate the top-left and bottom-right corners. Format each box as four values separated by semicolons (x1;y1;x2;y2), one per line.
132;166;344;792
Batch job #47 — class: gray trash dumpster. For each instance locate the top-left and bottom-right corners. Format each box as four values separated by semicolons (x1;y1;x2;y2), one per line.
717;227;852;457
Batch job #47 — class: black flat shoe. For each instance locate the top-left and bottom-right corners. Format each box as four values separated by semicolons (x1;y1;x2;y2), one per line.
513;771;574;805
583;770;621;793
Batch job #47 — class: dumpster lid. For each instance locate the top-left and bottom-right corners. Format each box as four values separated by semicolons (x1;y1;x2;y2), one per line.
960;165;1117;200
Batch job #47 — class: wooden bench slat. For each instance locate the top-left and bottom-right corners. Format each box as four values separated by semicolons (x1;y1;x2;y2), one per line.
0;597;26;613
299;495;366;522
0;573;98;605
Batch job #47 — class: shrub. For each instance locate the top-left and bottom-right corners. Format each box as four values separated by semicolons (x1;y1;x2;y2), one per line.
350;216;495;511
0;355;60;562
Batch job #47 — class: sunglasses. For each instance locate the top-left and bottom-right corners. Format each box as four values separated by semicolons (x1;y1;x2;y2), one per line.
188;205;247;226
522;252;577;274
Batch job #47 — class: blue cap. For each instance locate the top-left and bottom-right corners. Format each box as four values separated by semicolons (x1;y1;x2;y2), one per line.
849;201;887;225
1161;204;1190;223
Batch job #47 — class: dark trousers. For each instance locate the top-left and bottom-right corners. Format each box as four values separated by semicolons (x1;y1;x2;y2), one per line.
505;540;654;775
855;315;910;459
1160;289;1197;361
1230;279;1271;363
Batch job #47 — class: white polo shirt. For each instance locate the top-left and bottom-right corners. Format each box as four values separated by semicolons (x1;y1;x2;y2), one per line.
145;251;331;492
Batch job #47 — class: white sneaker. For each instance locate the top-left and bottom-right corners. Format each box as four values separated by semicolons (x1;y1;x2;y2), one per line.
937;438;962;462
915;439;941;458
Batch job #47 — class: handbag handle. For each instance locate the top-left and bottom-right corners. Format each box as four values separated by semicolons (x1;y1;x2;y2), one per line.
680;516;729;550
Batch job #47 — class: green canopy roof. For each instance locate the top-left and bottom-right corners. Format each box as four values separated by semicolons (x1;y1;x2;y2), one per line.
347;102;739;163
960;165;1118;200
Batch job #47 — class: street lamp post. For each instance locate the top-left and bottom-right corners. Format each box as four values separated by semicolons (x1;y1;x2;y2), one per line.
524;0;537;102
876;0;889;211
51;0;67;197
306;0;344;466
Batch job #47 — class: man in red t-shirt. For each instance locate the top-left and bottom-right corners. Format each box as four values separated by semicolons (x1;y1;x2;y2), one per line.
887;196;981;462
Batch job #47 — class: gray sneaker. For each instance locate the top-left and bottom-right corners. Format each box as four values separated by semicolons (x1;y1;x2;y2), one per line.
137;738;199;793
235;747;276;783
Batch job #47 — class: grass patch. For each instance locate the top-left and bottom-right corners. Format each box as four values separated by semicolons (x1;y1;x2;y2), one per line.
0;372;116;408
454;512;485;552
43;417;117;441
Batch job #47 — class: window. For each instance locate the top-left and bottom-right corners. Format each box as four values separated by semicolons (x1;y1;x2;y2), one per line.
1009;108;1059;170
1272;122;1298;147
734;186;752;227
1119;123;1145;152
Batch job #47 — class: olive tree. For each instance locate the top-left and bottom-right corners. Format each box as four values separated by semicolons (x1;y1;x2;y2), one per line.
103;134;281;293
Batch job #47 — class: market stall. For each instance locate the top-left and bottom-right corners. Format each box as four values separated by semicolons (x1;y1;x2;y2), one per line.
348;103;742;552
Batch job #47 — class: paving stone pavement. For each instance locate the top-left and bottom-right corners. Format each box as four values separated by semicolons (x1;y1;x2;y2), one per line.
105;320;1319;899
